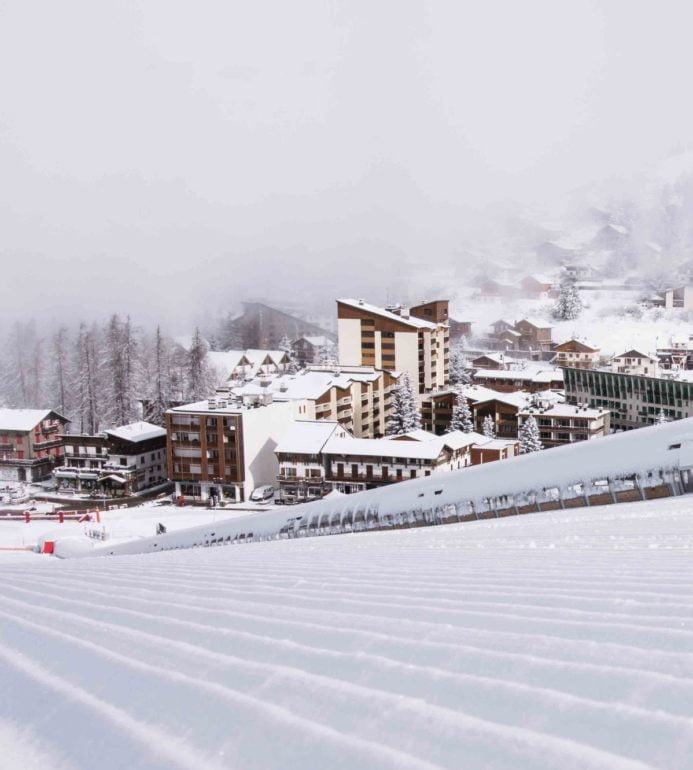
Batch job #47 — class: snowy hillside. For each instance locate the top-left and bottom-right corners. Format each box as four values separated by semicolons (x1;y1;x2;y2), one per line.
2;497;693;769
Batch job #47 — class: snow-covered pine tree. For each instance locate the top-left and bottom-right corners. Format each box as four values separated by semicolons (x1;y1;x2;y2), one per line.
278;335;299;374
519;414;543;453
386;373;421;435
317;340;336;367
448;388;474;433
142;325;172;426
187;327;213;401
482;414;496;438
448;347;472;385
52;326;69;417
553;281;583;321
655;408;669;425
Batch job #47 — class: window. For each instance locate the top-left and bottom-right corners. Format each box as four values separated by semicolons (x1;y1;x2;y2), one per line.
120;457;127;466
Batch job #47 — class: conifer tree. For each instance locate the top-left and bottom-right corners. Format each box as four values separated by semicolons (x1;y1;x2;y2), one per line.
519;414;543;453
386;373;421;435
482;414;496;438
553;281;583;321
448;388;474;433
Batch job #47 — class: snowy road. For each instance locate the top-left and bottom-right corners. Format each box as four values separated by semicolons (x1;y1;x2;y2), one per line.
1;498;693;769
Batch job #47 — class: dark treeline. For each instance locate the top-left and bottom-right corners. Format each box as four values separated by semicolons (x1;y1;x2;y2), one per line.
0;317;214;433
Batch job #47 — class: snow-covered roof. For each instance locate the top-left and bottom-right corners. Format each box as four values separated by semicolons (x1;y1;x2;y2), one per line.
207;350;250;376
245;349;290;367
392;429;439;442
324;431;481;461
275;421;344;455
474;438;518;450
337;299;437;329
234;367;383;402
519;404;607;419
104;421;166;443
613;350;654;360
473;367;563;384
0;408;68;432
472;353;506;364
515;317;553;329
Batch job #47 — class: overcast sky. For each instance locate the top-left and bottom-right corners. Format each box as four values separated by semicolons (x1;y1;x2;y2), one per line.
2;1;693;328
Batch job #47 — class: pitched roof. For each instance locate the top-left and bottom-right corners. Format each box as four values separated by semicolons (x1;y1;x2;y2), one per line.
0;408;69;432
104;421;166;443
614;350;653;359
324;431;481;460
515;317;553;330
337;299;437;329
554;339;600;353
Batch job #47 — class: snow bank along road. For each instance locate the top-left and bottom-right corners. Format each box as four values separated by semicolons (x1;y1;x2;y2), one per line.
2;498;693;770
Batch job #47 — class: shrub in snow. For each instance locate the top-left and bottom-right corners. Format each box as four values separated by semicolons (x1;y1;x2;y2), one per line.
553;282;583;321
386;373;421;435
519;414;543;453
482;415;496;438
448;388;474;433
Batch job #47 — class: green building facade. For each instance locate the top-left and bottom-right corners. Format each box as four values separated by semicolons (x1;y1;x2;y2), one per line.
562;367;693;431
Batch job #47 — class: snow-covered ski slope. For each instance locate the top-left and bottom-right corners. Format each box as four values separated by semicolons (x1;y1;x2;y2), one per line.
77;417;693;558
2;497;693;769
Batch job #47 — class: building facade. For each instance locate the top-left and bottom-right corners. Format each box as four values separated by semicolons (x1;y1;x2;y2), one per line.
166;393;295;503
337;298;449;395
610;350;659;377
54;422;167;495
0;409;69;482
552;339;601;370
562;366;693;430
517;405;611;448
229;365;400;438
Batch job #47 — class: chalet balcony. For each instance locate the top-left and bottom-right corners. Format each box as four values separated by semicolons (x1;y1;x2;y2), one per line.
33;439;64;451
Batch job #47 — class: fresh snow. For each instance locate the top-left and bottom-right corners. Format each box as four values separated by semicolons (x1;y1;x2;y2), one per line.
1;497;693;768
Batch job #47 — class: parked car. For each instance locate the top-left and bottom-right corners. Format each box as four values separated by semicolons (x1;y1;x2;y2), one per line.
250;485;275;503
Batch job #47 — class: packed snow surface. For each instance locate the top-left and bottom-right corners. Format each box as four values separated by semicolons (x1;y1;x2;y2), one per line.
2;497;693;769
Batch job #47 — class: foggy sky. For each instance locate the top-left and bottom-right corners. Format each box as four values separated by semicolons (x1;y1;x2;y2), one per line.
2;0;693;329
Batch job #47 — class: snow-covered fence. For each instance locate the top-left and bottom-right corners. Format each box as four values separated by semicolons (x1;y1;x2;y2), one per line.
62;419;693;559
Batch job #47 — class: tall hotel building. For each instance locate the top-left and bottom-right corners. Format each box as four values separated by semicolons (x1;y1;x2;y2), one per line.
337;299;449;395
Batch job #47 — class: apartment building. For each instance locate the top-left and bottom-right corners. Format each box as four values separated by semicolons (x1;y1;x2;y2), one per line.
562;366;693;430
166;393;295;503
337;298;449;395
54;422;167;495
275;421;348;503
54;434;109;492
552;339;601;370
517;404;610;447
610;350;659;377
229;365;399;438
0;408;69;482
291;336;336;368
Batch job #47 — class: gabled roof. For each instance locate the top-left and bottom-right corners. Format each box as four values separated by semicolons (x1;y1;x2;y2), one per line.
337;299;437;329
245;349;290;367
515;317;553;330
614;350;653;359
104;421;166;443
554;339;600;353
0;408;69;432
